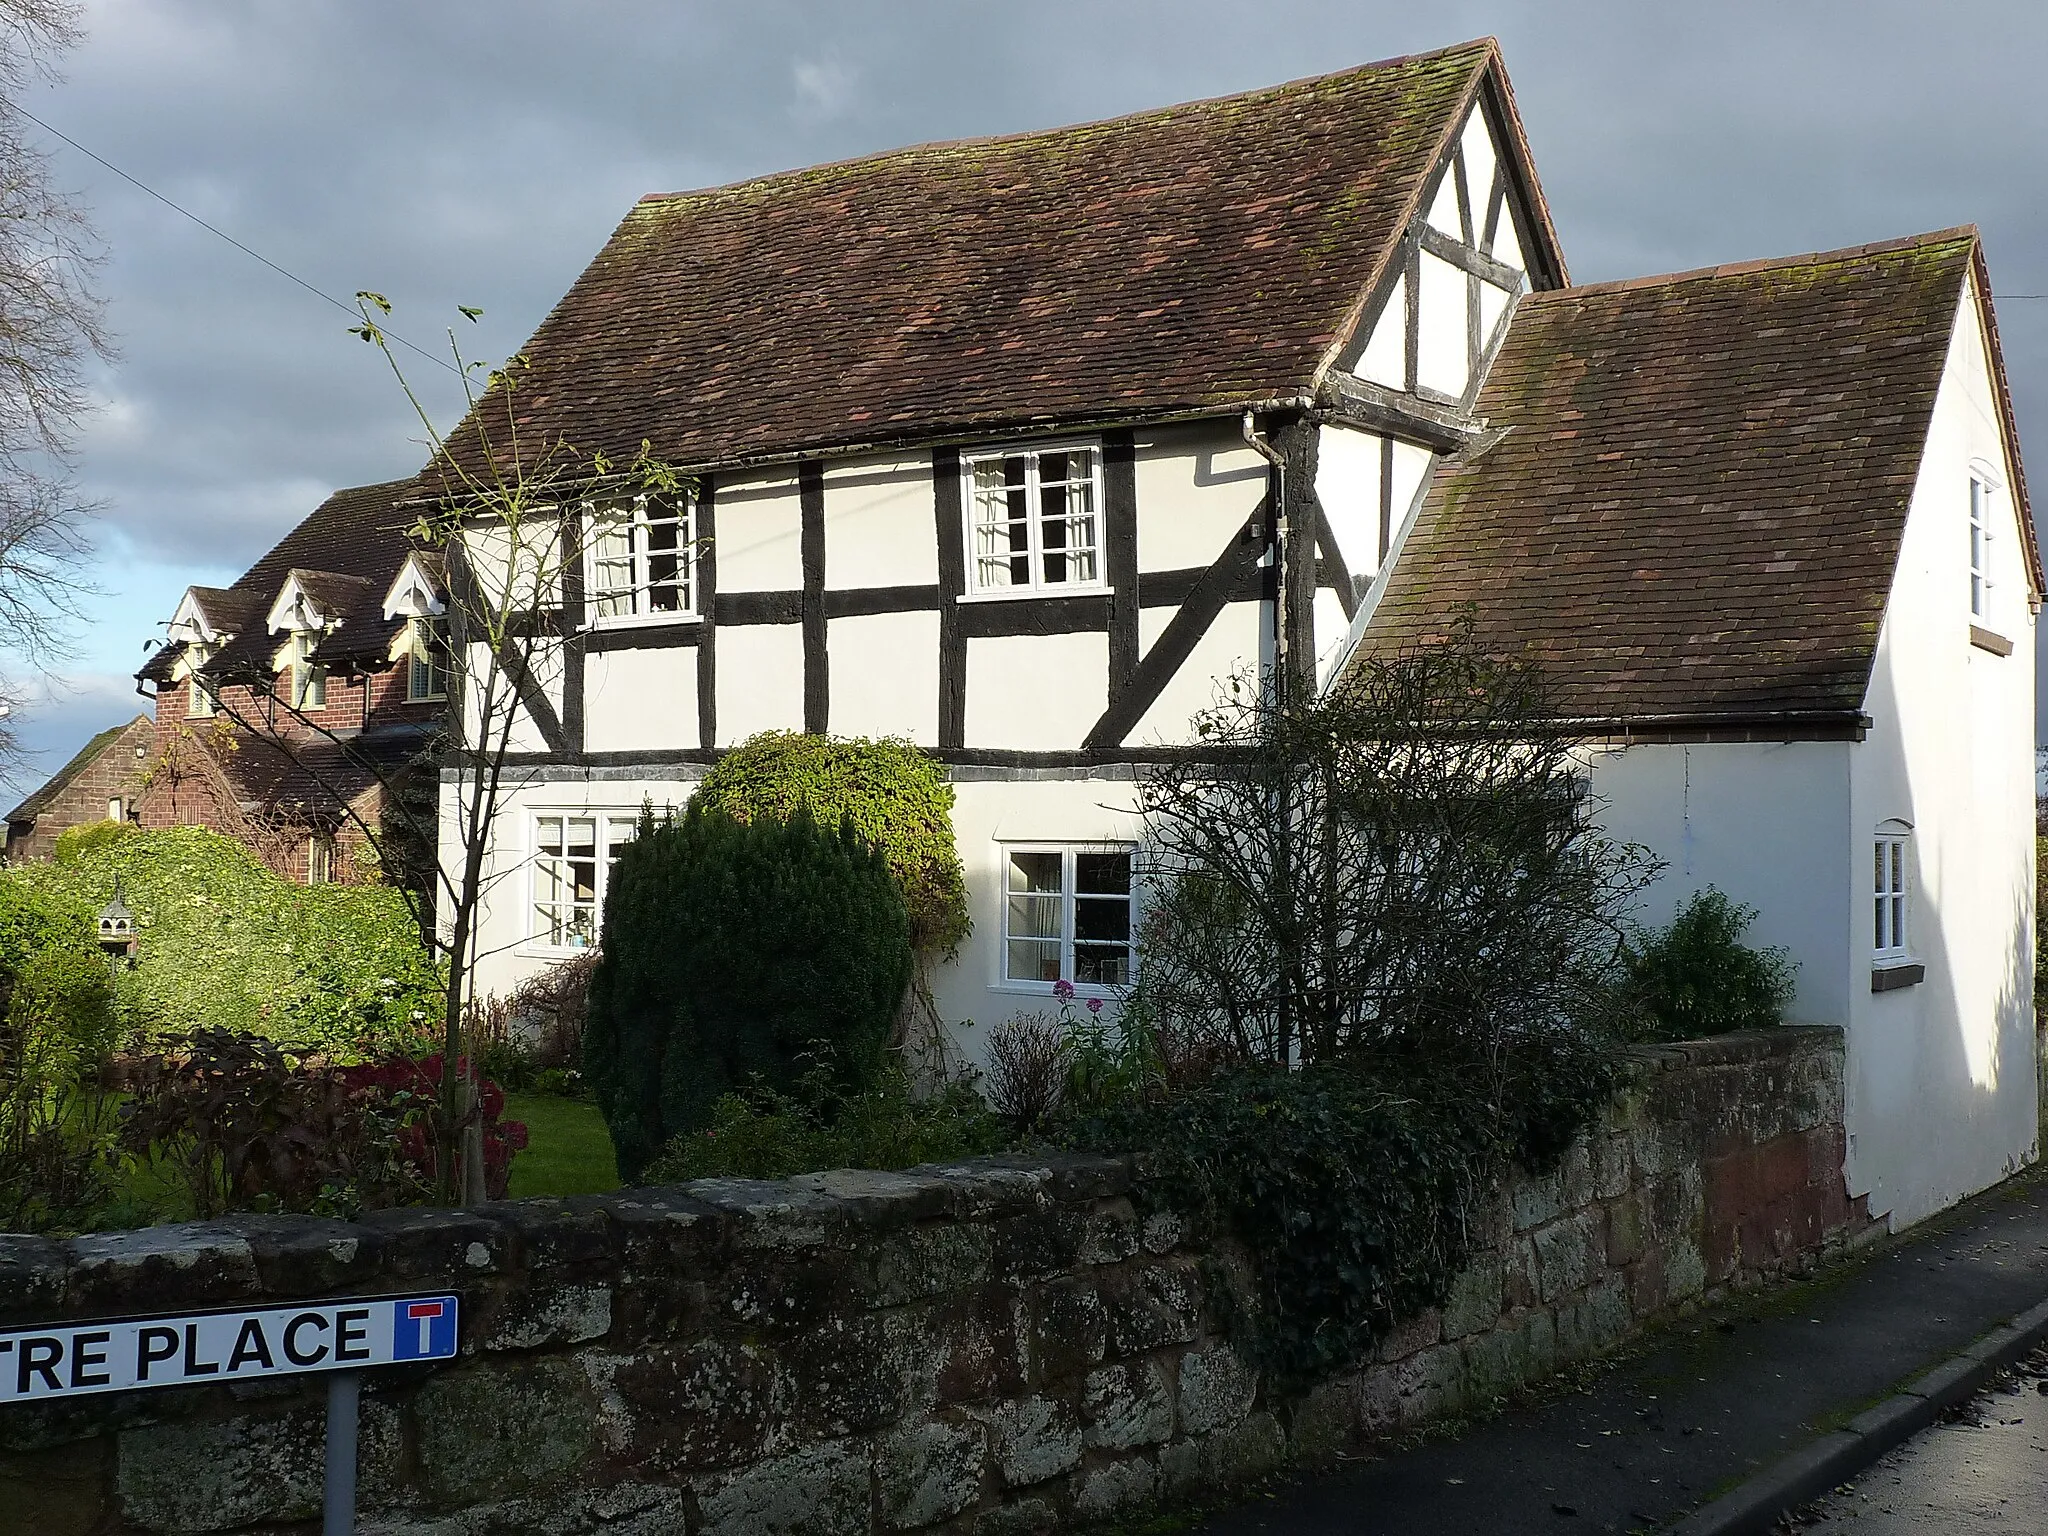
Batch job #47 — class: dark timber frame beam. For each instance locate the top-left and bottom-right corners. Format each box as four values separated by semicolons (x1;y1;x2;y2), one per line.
1318;374;1483;456
696;476;718;749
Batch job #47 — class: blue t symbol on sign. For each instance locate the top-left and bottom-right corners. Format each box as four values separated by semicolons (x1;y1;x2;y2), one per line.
391;1297;456;1361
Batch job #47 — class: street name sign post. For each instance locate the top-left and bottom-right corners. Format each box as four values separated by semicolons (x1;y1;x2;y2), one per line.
0;1293;458;1535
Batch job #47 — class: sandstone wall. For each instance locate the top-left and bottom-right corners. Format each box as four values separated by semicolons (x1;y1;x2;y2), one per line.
0;1026;1864;1535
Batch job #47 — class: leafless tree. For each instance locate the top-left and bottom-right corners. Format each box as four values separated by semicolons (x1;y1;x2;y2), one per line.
1135;623;1656;1102
196;297;680;1201
0;0;111;718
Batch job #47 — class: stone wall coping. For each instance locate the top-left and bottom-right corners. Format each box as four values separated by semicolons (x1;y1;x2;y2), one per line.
0;1150;1136;1326
1620;1024;1843;1074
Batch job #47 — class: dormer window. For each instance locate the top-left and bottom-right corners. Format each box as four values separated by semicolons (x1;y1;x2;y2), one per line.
408;617;451;702
964;443;1103;595
290;631;326;710
587;497;694;623
185;644;217;718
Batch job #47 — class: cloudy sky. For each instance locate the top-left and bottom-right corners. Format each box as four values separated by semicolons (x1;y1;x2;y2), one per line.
5;0;2046;795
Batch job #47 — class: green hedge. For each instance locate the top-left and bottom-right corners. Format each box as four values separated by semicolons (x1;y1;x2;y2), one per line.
1;826;441;1057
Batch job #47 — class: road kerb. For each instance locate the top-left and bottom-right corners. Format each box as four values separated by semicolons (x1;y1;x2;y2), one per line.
1666;1294;2048;1536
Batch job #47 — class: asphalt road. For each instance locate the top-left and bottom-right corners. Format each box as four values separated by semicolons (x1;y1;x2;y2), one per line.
1790;1345;2048;1533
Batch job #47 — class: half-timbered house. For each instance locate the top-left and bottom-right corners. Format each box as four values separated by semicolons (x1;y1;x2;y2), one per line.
426;37;2032;1229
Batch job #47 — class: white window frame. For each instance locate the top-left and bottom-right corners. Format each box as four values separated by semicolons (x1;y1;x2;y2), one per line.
407;616;450;703
1969;474;1993;619
585;496;697;628
106;797;123;823
185;644;217;718
961;441;1107;598
997;841;1137;995
290;630;326;710
526;810;639;955
1873;831;1909;960
307;834;334;887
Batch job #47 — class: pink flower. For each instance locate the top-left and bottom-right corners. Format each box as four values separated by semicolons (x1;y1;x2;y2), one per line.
1086;997;1104;1014
1052;978;1075;1001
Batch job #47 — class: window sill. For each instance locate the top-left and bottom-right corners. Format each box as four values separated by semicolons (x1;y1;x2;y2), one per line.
1969;625;2014;656
957;585;1111;605
1871;961;1925;993
518;941;599;962
401;695;446;706
990;981;1124;1001
582;611;702;633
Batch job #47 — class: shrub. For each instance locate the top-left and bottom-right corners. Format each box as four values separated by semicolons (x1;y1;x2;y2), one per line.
1622;888;1796;1040
1068;1063;1484;1387
0;881;125;1231
0;827;443;1058
985;1011;1069;1135
645;1064;1002;1182
117;1031;525;1218
584;807;914;1183
689;732;969;957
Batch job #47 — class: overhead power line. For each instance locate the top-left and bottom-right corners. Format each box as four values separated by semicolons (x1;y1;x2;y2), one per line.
2;98;461;375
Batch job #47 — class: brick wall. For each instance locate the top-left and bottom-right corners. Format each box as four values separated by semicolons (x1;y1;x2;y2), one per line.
0;1027;1865;1536
4;718;155;863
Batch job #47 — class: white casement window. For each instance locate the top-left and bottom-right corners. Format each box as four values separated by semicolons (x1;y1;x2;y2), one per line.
185;644;217;718
408;617;451;702
531;811;637;950
307;835;334;887
587;497;694;623
290;631;326;710
106;797;123;823
1873;832;1909;959
1969;475;1992;618
965;444;1103;594
1001;844;1135;990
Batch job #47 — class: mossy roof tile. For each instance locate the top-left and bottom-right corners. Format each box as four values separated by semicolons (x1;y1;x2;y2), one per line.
1356;229;2032;724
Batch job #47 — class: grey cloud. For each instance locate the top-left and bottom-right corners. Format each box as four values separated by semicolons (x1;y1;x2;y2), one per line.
5;0;2042;778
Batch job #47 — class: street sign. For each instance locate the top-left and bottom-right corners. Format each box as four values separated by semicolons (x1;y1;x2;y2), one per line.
0;1293;459;1405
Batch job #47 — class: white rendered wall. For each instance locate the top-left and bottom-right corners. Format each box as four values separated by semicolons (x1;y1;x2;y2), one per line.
1130;599;1262;744
965;632;1107;749
716;623;804;746
1843;275;2039;1229
825;452;939;590
1132;421;1264;574
1586;740;1854;1032
716;469;802;593
830;610;940;742
585;648;695;753
928;774;1144;1063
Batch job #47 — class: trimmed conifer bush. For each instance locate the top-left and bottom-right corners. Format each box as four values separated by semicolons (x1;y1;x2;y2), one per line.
583;805;914;1183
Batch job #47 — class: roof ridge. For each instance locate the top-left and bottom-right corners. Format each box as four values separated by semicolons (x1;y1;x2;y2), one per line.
1527;226;1979;303
634;38;1498;207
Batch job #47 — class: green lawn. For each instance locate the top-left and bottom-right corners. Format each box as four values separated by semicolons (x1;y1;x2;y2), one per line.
504;1091;621;1198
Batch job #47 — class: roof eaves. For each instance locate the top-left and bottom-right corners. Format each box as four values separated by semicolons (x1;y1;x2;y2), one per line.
1969;236;2042;599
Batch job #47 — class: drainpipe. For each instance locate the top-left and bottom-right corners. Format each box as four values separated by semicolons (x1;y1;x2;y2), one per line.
1242;410;1289;703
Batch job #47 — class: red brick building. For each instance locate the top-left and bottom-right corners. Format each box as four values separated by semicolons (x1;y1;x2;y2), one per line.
2;714;155;862
135;478;448;887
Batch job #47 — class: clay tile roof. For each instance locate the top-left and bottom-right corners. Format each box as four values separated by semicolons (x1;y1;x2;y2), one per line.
140;478;425;687
284;569;374;617
186;586;265;636
446;39;1538;474
1353;229;2029;725
220;729;433;822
